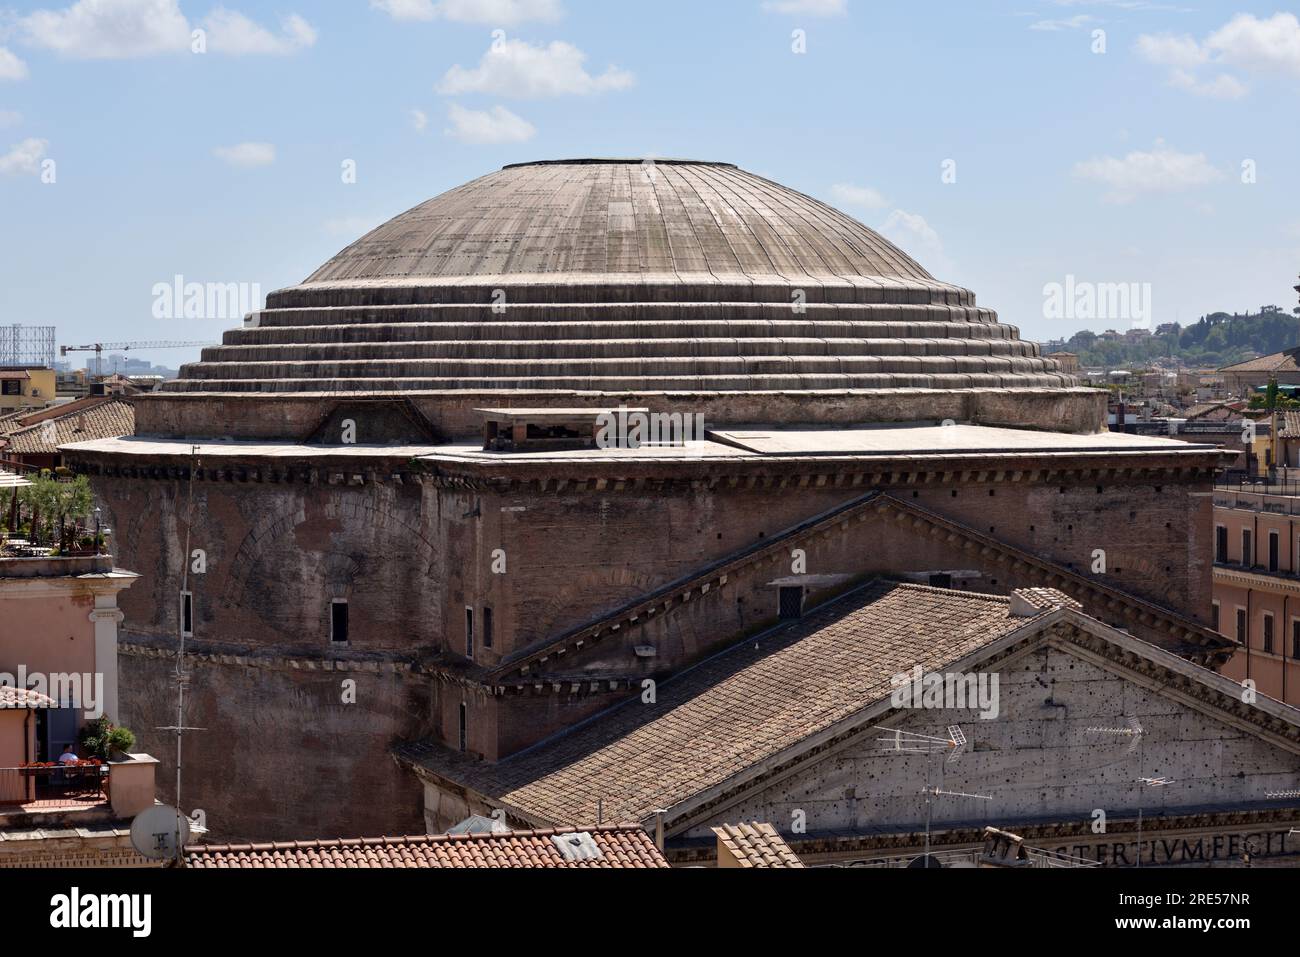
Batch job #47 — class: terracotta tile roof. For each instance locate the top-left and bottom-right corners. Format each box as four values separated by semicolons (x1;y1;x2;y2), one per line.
1281;410;1300;439
399;581;1036;827
713;823;804;868
0;687;55;708
2;399;134;455
184;824;668;869
1220;350;1300;374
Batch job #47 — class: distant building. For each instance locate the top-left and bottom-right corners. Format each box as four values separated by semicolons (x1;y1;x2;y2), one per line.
1221;349;1300;396
1049;352;1080;374
0;368;55;415
0;397;134;472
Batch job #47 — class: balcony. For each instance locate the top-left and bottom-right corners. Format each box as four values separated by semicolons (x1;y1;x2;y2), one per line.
0;754;157;829
0;762;107;811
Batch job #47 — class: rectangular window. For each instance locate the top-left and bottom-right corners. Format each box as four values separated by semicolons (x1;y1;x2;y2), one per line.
331;600;349;644
458;703;467;753
1215;526;1228;563
1242;529;1253;567
180;591;193;637
1212;601;1220;632
1293;619;1300;659
778;586;805;620
1264;614;1275;654
465;607;474;658
1269;532;1280;572
1;381;20;397
483;607;493;649
1236;608;1247;645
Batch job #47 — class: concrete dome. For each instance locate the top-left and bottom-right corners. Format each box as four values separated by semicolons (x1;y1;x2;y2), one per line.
168;159;1075;395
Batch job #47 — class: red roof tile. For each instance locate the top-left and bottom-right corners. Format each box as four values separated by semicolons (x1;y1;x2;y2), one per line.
184;824;668;869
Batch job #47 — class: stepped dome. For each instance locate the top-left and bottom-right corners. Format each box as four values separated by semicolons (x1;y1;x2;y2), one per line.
167;159;1075;395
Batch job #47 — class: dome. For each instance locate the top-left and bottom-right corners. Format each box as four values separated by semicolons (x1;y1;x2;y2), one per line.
167;159;1075;395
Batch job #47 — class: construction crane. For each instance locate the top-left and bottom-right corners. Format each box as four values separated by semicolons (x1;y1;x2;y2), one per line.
60;341;215;377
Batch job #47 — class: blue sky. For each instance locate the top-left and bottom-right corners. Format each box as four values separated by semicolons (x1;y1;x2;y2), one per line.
1;0;1298;366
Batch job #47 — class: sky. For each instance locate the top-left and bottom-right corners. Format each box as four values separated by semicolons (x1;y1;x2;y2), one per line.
1;0;1299;368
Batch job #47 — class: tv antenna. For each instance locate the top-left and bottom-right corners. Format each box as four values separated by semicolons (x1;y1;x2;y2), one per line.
1087;717;1172;868
877;725;991;863
153;445;206;867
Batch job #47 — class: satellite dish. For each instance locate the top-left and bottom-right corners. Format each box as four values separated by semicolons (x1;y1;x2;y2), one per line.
906;854;945;869
130;806;191;861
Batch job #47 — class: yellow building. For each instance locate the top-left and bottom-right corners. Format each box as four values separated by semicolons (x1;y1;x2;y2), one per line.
0;368;56;414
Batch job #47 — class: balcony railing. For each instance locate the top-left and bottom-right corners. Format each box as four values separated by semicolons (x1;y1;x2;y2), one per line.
0;762;108;810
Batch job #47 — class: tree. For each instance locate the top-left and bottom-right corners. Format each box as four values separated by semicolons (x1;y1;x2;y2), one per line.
16;473;94;547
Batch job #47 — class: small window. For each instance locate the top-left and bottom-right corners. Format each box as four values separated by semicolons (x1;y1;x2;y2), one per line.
331;600;349;644
1264;614;1275;654
458;703;467;753
1211;601;1220;632
1269;532;1280;572
483;607;493;649
778;586;804;621
1242;529;1253;567
465;607;474;658
1;381;19;397
1215;526;1228;563
180;591;193;637
1236;608;1248;645
1292;619;1300;659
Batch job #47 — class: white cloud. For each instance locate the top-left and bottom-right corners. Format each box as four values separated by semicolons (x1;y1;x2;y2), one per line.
1029;15;1095;31
1135;33;1207;69
1167;69;1247;100
0;110;21;128
760;0;847;15
879;209;945;271
202;9;317;56
410;108;429;132
444;103;536;143
830;183;888;210
371;0;563;24
437;38;634;98
19;0;315;59
213;142;276;168
1207;12;1300;75
0;137;48;176
0;47;29;81
1137;13;1300;98
1073;143;1223;202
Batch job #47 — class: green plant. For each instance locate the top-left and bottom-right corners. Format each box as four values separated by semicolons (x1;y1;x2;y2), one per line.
16;474;94;547
78;717;136;760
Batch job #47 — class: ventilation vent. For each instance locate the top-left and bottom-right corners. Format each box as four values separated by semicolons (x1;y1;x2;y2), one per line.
552;832;603;862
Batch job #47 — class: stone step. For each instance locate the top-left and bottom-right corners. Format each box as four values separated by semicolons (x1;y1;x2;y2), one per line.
223;319;1016;346
246;301;999;328
200;337;1040;363
176;354;1059;380
265;279;978;310
161;371;1074;393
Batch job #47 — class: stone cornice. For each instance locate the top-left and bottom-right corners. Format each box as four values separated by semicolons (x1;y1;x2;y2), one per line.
64;446;1225;494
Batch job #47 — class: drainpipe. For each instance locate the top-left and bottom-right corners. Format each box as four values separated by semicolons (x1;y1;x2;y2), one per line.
1246;588;1252;681
1285;594;1290;706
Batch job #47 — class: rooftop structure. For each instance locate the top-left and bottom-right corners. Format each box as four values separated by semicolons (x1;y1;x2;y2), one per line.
62;159;1229;843
145;159;1094;436
184;824;668;869
402;582;1300;866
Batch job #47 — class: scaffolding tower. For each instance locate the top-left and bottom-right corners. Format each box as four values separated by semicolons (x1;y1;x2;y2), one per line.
0;324;56;368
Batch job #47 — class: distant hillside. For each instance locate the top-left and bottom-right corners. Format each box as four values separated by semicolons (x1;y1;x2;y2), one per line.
1047;307;1300;368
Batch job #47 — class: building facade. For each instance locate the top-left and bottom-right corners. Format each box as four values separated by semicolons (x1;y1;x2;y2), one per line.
63;159;1233;842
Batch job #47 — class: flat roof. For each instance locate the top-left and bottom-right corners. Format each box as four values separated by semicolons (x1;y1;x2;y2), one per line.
62;424;1225;464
